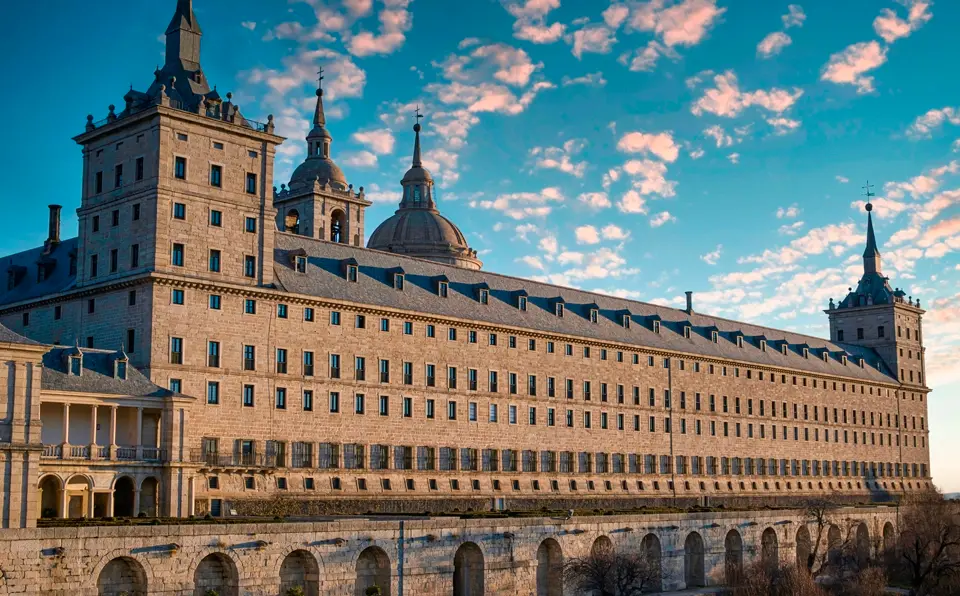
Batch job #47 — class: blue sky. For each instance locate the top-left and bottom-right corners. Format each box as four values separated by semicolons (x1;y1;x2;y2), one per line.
2;0;959;489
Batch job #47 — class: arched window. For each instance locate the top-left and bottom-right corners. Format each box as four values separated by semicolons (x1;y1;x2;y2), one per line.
330;210;346;244
285;210;301;234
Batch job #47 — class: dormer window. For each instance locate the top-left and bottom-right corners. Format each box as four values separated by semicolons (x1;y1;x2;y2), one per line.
803;348;809;359
683;326;691;339
858;357;865;368
841;355;848;365
653;321;661;334
711;331;718;343
556;303;564;318
623;315;631;329
295;256;307;273
822;352;829;363
394;274;405;291
760;340;767;352
781;344;788;356
347;265;358;282
115;359;128;380
736;336;743;348
518;296;527;311
438;281;448;298
590;309;599;324
70;355;82;376
478;289;489;305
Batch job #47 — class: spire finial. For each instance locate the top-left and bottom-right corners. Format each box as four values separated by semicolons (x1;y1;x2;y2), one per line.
317;67;324;92
313;68;326;128
862;180;875;212
412;105;423;167
862;179;881;274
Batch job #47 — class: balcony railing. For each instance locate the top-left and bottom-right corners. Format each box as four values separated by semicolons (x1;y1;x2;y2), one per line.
190;449;279;468
42;445;62;458
41;444;165;462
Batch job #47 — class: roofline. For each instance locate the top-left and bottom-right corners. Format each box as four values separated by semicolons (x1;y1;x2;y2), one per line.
73;105;285;145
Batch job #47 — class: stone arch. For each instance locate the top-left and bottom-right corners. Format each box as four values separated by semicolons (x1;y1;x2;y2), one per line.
827;524;842;565
796;525;812;571
684;532;706;588
285;209;301;234
725;529;743;584
64;473;93;519
280;549;320;596
355;546;391;596
193;552;239;596
882;521;896;564
855;522;870;565
38;474;62;518
591;535;613;557
761;528;779;569
453;542;484;596
113;476;136;517
641;533;663;592
97;556;147;596
139;477;159;517
535;538;563;596
330;209;347;243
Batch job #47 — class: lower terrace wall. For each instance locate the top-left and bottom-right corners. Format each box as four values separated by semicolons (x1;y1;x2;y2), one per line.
0;507;898;595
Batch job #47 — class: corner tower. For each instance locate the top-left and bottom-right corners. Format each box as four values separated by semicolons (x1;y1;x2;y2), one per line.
367;112;482;270
826;191;927;389
274;76;371;244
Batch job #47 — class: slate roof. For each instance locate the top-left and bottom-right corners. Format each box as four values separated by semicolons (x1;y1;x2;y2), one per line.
0;323;43;347
41;347;175;398
0;239;77;307
274;233;896;384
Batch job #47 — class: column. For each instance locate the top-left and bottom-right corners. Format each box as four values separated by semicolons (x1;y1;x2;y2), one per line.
59;486;68;519
132;489;141;518
107;490;114;518
109;406;118;460
89;405;98;459
61;403;70;450
135;407;143;459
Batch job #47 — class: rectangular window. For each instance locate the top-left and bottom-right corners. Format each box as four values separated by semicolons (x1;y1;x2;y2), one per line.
403;397;413;418
135;157;144;181
211;210;223;226
208;249;221;272
207;381;220;405
210;165;222;188
303;351;314;376
329;392;340;413
130;244;140;268
380;360;390;383
379;395;389;416
172;243;184;267
242;384;255;407
354;394;365;414
304;307;315;322
426;399;435;419
447;401;457;420
244;255;256;278
207;341;220;367
243;345;256;371
95;171;103;194
329;354;341;379
275;388;287;409
245;217;257;233
276;348;288;374
90;254;98;277
170;337;183;364
246;172;257;194
110;248;118;272
208;294;221;309
173;202;186;220
277;304;288;319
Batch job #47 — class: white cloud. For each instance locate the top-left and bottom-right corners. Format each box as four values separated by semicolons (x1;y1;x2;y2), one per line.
689;148;705;159
567;24;618;58
578;192;611;209
539;234;559;255
471;187;564;219
603;4;630;28
602;224;630;240
649;211;676;227
241;21;257;31
757;32;792;58
514;223;538;241
767;116;802;135
519;255;546;270
701;244;723;265
623;159;677;197
703;125;734;148
617;189;648;214
504;0;566;44
575;225;601;245
691;70;803;117
530;139;588;177
628;0;726;48
782;4;806;28
344;0;374;17
907;107;960;138
836;175;850;183
727;152;740;164
617;131;680;162
345;0;413;57
362;183;401;204
820;41;887;94
873;0;932;43
561;72;607;87
351;129;395;154
777;205;801;219
778;221;805;236
342;151;379;168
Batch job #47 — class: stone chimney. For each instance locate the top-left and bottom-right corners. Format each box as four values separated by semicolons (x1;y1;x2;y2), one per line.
685;291;694;315
43;205;62;253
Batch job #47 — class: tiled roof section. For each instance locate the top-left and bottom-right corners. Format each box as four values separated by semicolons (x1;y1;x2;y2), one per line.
42;347;175;398
0;323;43;346
0;238;78;307
274;233;895;384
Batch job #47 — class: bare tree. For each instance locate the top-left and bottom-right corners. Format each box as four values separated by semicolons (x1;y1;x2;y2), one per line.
892;490;960;596
731;561;826;596
803;497;841;576
562;541;660;596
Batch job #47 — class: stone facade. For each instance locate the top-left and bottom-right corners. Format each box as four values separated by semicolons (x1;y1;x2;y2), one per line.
0;507;899;595
0;0;933;526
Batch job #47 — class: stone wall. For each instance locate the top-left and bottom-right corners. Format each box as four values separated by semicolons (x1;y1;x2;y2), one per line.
0;506;898;595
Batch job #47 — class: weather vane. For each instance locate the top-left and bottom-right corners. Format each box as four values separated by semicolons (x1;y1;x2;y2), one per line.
863;180;875;212
415;104;423;124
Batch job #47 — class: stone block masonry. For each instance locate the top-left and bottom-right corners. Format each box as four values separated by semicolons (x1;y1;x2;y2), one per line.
0;507;897;595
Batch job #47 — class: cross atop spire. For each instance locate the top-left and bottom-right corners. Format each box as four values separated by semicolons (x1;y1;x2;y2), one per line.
412;105;423;168
313;67;327;129
317;67;324;90
862;180;881;274
165;0;203;70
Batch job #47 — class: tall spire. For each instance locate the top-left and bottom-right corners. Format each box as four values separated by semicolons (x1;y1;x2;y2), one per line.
313;68;326;128
862;181;882;275
165;0;202;69
412;106;424;167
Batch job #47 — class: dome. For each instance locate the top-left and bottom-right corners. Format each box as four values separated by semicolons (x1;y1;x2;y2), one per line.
368;209;482;270
289;157;347;190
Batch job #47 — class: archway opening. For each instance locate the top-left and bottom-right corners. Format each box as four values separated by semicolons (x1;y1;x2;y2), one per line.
64;474;92;519
355;546;390;596
139;477;159;517
38;475;61;519
97;556;147;596
280;549;320;596
761;528;779;570
796;525;812;571
285;209;301;234
193;553;238;596
641;533;663;592
535;539;563;596
684;532;706;588
724;529;743;584
591;535;613;558
113;476;136;518
331;210;347;244
882;522;896;565
855;523;871;566
827;524;842;566
453;542;484;596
